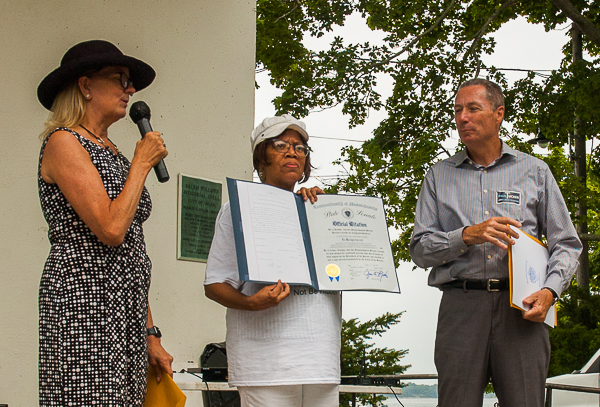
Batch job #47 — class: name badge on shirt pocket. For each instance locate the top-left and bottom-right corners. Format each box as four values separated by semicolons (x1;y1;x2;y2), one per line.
497;191;521;205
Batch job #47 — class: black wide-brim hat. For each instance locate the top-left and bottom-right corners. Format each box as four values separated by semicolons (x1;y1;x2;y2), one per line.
37;39;156;110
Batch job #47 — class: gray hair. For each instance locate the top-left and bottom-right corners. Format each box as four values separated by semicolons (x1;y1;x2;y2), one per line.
458;78;504;111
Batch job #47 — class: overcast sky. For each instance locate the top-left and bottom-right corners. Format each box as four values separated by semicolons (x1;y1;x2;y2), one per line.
254;14;569;381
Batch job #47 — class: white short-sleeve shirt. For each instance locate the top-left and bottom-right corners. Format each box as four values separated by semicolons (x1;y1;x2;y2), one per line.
205;202;342;386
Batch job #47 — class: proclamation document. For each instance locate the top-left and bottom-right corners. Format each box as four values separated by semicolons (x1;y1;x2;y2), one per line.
304;194;399;292
508;225;555;327
232;180;313;286
227;178;399;292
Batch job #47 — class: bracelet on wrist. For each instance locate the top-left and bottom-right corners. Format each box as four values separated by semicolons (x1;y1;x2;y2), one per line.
543;287;559;305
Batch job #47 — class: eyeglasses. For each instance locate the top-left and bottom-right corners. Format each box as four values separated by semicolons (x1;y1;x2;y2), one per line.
270;139;311;157
90;72;133;90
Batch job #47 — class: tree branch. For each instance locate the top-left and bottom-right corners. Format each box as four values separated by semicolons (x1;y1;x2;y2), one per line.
274;0;301;24
551;0;600;48
465;0;519;59
373;0;459;68
458;0;518;88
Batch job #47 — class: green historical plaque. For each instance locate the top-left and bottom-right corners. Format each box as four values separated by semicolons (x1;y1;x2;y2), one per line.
177;174;222;262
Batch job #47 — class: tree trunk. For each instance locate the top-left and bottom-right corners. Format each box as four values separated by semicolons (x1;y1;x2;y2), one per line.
552;0;600;48
572;24;590;293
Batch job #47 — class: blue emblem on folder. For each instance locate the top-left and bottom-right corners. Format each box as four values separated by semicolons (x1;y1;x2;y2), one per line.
525;261;539;285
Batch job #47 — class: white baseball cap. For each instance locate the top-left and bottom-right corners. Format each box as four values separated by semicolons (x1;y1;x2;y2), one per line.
251;114;309;153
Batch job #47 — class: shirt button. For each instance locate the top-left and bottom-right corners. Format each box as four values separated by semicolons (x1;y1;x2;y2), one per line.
484;189;488;193
487;255;492;259
485;210;489;215
484;170;487;174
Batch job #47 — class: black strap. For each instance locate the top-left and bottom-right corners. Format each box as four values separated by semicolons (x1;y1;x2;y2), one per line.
441;279;509;291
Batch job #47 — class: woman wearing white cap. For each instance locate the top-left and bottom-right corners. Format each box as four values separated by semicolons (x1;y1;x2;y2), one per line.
204;115;342;406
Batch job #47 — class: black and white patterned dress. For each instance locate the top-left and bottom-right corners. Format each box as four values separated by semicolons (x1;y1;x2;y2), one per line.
38;128;152;406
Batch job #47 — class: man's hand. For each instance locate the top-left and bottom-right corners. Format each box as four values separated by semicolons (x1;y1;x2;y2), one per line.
522;289;554;322
462;217;522;249
147;336;174;383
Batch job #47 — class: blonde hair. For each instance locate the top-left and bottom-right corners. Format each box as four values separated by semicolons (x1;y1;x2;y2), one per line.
39;80;88;141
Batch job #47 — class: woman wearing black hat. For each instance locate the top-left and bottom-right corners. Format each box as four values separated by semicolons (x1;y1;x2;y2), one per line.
37;40;172;406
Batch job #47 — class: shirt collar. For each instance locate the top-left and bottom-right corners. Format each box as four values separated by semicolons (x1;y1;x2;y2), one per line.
453;140;518;168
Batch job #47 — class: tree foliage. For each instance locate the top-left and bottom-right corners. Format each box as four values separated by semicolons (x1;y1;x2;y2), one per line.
549;293;600;376
256;0;600;376
340;312;409;407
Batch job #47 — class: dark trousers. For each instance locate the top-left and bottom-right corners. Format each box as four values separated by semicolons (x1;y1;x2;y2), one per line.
435;289;550;407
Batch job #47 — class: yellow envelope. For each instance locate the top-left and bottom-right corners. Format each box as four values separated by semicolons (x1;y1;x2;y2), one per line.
144;365;187;407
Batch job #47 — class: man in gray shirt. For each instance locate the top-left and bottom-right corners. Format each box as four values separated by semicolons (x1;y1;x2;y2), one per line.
410;78;582;407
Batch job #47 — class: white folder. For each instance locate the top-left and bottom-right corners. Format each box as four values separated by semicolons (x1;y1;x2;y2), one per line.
508;225;555;327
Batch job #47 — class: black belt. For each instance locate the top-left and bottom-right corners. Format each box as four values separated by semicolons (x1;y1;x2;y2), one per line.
441;279;509;292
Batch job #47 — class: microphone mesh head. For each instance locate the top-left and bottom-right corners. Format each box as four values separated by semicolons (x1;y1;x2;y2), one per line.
129;101;151;122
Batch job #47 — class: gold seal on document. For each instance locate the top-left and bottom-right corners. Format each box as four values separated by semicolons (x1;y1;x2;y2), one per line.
326;263;341;282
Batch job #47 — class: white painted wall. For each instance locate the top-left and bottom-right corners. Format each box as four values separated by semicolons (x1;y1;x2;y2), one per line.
0;1;255;405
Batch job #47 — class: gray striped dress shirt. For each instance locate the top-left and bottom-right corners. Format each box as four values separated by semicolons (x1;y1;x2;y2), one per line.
410;142;582;296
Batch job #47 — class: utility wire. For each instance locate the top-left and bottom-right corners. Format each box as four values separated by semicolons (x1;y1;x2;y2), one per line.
311;135;367;143
488;67;553;72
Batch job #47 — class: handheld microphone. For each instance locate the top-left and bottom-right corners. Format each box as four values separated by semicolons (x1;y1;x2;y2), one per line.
129;101;170;183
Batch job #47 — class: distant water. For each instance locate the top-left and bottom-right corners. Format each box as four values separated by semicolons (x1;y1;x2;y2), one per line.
383;397;499;407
